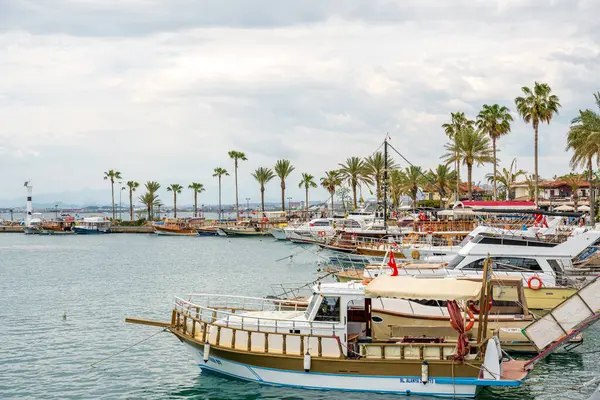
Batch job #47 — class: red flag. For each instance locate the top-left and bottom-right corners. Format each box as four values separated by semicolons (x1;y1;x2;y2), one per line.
388;251;398;276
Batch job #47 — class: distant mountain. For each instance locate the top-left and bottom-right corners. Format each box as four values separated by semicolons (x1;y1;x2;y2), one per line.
0;188;112;208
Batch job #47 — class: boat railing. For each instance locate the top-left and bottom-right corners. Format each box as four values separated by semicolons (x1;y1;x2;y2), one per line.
182;293;308;313
172;296;346;358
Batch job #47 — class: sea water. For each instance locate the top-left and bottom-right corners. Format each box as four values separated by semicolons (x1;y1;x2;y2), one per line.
0;234;598;399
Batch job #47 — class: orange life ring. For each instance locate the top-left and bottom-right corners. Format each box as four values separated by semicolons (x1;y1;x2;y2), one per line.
318;231;325;237
527;276;543;290
468;298;493;314
464;309;475;332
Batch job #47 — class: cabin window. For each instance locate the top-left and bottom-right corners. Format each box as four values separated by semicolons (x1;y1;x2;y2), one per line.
462;257;542;271
314;296;341;322
447;255;465;269
314;221;330;227
304;295;321;319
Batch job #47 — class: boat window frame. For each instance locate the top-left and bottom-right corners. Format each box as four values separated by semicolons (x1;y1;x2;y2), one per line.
314;296;342;322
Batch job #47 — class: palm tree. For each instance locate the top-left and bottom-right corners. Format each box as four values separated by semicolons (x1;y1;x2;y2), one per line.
364;152;396;202
392;166;426;210
562;173;586;209
485;159;525;200
188;183;205;217
338;157;373;209
126;181;139;221
138;192;158;221
321;170;342;216
426;165;456;208
477;104;513;200
443;127;493;200
143;181;161;220
566;92;600;223
299;173;318;219
103;169;122;220
524;174;537;201
274;159;295;211
515;82;562;204
166;184;183;218
251;167;275;213
442;112;474;200
213;168;229;220
228;151;247;219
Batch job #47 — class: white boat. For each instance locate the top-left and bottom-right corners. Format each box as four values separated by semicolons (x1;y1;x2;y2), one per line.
73;216;111;234
269;227;288;240
285;218;336;243
24;213;43;235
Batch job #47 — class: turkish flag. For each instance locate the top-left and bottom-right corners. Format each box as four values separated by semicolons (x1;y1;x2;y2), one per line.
388;251;398;276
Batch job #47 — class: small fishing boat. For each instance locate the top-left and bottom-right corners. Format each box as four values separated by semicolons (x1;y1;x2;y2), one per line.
72;216;111;234
196;226;218;236
154;220;199;236
217;221;271;237
23;213;43;234
40;216;75;235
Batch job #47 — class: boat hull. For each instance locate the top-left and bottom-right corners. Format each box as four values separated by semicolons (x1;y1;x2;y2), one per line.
183;341;481;397
269;228;288;240
72;227;111;234
23;227;40;235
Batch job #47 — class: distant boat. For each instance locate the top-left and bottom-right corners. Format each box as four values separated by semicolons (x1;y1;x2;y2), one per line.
218;221;271;237
23;213;43;235
154;221;199;237
73;216;111;234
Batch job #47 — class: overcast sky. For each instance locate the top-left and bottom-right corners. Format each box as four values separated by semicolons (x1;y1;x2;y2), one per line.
0;0;599;206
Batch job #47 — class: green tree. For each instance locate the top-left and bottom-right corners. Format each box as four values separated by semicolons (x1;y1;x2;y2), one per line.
442;112;474;200
562;173;586;210
321;170;342;216
515;82;561;204
228;151;247;219
103;169;122;220
364;152;396;202
566;92;600;223
166;184;183;218
188;182;205;217
251;167;275;213
476;104;513;200
213;168;229;220
443;127;493;200
274;159;295;211
426;164;457;208
391;166;426;210
126;181;139;222
143;181;161;220
485;159;525;200
299;173;318;219
338;157;373;209
138;192;159;221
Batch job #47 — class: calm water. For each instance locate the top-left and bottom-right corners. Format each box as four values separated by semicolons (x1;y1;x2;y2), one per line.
0;234;598;399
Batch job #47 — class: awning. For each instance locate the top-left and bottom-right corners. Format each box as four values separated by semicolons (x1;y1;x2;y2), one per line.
554;205;574;211
577;205;590;212
365;275;482;301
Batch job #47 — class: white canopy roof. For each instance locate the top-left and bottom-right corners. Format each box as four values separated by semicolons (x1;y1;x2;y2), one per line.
365;275;482;301
554;205;575;211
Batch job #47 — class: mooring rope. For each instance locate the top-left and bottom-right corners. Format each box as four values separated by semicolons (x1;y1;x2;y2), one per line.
90;328;167;368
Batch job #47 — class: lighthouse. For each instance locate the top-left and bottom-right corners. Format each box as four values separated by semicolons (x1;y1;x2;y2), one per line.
24;181;33;226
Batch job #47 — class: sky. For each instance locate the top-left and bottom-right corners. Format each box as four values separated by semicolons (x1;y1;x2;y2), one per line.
0;0;599;207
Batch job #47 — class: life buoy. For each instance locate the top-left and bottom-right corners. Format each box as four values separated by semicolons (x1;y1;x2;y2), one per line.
318;231;326;237
411;250;421;259
468;298;493;314
426;227;433;235
464;309;475;332
527;276;543;290
262;217;269;223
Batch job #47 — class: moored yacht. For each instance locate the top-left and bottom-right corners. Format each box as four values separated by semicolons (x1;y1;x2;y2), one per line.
73;216;111;234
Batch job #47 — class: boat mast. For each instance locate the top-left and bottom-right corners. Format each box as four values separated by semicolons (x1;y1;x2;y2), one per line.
383;137;388;234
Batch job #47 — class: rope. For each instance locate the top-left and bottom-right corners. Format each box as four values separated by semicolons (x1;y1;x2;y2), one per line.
90;328;167;368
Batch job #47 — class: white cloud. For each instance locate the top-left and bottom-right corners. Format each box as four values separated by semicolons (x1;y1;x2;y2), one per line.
0;0;598;206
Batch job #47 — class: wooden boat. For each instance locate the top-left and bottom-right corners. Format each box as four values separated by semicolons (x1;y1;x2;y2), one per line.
196;226;218;236
154;221;199;236
128;264;546;397
218;221;271;237
73;216;111;234
369;276;581;353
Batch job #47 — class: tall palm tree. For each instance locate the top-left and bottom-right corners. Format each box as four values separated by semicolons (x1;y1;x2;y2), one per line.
485;159;525;200
103;169;122;220
321;170;342;216
426;164;456;208
338;157;373;209
515;82;561;204
188;182;205;217
166;184;183;218
299;173;318;219
126;181;139;221
442;112;474;200
443;127;493;200
476;104;513;200
364;152;396;202
566;92;600;223
144;181;161;220
213;168;229;220
274;159;295;211
138;192;158;221
228;151;247;219
524;174;537;201
251;167;275;213
392;166;426;210
562;173;586;210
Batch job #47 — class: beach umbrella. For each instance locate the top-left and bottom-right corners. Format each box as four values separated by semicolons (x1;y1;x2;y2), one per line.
577;205;591;212
555;205;575;211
